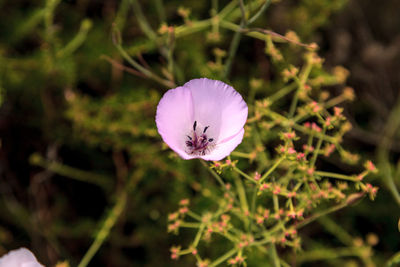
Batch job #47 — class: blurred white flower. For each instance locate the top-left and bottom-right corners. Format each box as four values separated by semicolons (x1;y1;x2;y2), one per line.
0;248;44;267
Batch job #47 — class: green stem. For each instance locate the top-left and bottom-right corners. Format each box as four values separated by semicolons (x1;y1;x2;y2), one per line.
218;0;238;18
130;0;157;40
377;95;400;207
200;160;226;188
304;132;314;157
233;173;249;228
29;153;112;190
310;126;327;167
238;0;247;24
288;89;299;119
209;248;238;267
270;243;281;267
261;109;337;143
295;193;365;229
386;168;400;206
325;95;347;109
387;251;400;267
114;0;130;30
57;19;92;58
268;82;297;103
153;0;166;23
11;9;45;44
299;61;313;84
317;216;354;246
187;210;202;221
220;20;265;40
233;166;257;184
272;194;279;214
192;223;205;247
297;247;370;263
288;61;313;118
224;0;267;22
44;0;61;46
166;31;175;81
211;0;219;15
223;21;244;79
252;125;270;170
314;171;358;182
77;191;127;267
259;157;284;183
249;185;258;231
180;222;202;228
174;19;212;37
223;0;250;79
247;0;271;25
115;44;175;88
125;2;265;56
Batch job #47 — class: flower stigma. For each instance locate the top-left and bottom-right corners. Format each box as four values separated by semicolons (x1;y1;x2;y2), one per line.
185;121;215;156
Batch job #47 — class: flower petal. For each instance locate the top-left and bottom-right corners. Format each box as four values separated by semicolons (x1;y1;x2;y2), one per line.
0;248;44;267
200;128;245;161
156;86;195;159
22;263;44;267
184;78;248;142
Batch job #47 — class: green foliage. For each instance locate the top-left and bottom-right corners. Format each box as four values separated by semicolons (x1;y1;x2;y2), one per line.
166;37;379;265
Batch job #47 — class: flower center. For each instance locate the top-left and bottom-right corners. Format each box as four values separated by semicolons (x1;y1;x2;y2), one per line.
185;121;215;156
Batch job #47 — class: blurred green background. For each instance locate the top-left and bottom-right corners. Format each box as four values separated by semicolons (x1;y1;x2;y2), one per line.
0;0;399;266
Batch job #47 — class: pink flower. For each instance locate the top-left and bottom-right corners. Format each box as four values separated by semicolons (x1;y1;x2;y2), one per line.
156;78;248;161
0;248;44;267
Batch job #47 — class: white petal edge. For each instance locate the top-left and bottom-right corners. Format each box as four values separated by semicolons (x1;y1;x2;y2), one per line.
156;86;195;159
184;78;248;143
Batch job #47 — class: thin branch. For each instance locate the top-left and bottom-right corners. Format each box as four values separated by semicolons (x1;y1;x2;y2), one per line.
136;52;151;70
77;190;127;267
238;0;247;24
101;55;147;78
242;27;314;48
247;0;272;25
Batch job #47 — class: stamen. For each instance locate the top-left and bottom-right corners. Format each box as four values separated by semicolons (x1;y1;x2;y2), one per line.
186;123;215;156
